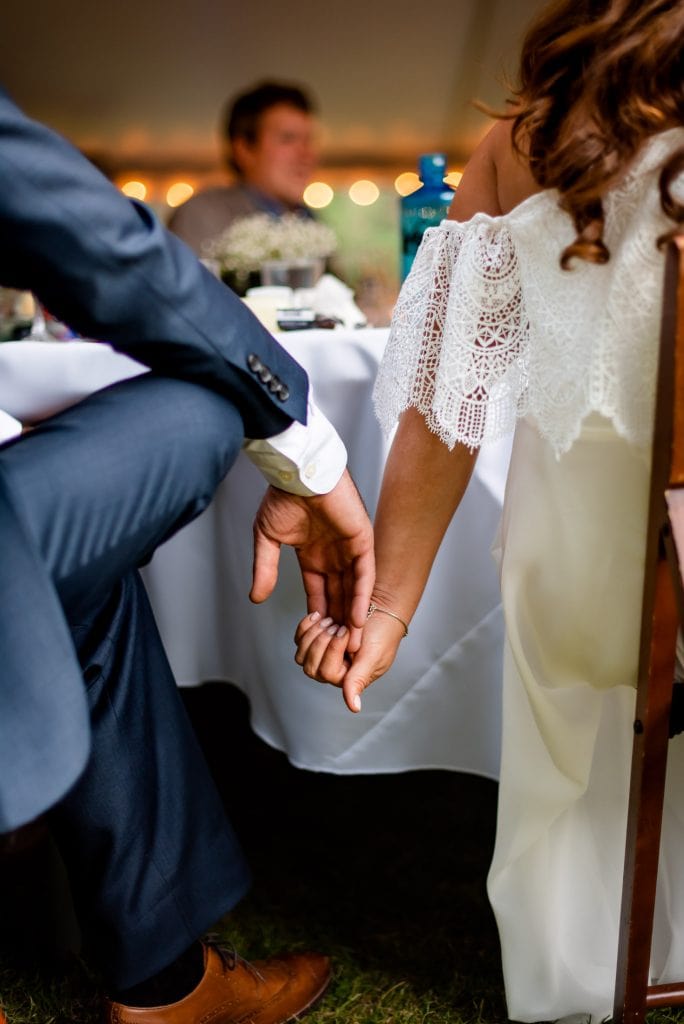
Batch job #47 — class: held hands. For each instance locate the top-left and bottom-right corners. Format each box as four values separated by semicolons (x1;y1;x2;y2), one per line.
250;468;374;653
294;599;406;713
251;467;404;713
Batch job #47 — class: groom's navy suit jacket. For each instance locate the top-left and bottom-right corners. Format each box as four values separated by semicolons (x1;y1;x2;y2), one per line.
0;86;309;831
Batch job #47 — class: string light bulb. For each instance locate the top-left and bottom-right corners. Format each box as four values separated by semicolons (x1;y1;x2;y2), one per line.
303;182;334;209
394;172;420;197
349;180;379;206
120;180;147;201
444;170;464;189
166;182;194;208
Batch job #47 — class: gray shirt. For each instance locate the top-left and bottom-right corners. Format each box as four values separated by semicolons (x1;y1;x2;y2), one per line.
167;183;312;256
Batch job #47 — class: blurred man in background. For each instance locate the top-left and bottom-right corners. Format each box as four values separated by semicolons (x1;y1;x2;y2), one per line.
168;80;318;255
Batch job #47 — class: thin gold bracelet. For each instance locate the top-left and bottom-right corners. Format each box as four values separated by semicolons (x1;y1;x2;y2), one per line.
367;602;409;637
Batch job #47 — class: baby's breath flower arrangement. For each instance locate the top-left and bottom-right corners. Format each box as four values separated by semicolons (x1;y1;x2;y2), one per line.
204;213;337;289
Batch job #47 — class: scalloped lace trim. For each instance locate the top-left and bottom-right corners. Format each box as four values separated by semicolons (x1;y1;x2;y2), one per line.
373;129;684;457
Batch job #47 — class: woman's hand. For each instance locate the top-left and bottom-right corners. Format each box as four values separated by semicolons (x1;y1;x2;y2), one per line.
294;605;406;713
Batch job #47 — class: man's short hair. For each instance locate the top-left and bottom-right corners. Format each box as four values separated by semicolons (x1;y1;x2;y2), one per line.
222;81;316;175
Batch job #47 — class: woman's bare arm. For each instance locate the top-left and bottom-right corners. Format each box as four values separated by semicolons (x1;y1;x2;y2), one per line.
295;121;538;711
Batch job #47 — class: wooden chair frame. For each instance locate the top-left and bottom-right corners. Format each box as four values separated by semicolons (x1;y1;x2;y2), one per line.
613;233;684;1024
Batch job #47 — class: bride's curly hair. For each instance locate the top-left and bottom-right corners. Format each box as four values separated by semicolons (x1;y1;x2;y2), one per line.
510;0;684;266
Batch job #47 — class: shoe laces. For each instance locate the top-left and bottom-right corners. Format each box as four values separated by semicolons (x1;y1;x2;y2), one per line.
204;934;266;983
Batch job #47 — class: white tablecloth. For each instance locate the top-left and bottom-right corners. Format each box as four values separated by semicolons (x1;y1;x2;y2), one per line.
139;328;511;778
0;331;511;778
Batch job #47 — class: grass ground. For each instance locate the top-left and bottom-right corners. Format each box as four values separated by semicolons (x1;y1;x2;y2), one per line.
1;683;683;1024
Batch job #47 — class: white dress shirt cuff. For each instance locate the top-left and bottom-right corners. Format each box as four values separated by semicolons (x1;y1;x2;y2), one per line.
243;394;347;496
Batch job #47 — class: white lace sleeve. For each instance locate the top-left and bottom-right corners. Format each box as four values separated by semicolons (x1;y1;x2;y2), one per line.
373;219;529;450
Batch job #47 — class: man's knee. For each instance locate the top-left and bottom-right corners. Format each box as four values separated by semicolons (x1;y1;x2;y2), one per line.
0;374;245;518
109;376;245;489
0;377;246;606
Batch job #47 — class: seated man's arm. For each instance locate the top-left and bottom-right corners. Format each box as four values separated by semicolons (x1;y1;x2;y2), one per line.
0;86;300;440
0;86;374;648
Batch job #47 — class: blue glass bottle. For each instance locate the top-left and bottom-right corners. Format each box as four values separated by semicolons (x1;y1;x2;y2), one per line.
400;153;455;281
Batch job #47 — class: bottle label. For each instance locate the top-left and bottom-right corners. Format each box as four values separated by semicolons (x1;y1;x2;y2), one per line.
401;203;451;280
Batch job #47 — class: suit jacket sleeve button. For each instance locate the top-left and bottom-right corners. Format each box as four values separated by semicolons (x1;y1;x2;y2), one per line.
247;353;262;373
277;385;289;401
258;367;273;384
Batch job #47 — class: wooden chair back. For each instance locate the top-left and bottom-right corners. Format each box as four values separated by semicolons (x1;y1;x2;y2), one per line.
613;232;684;1023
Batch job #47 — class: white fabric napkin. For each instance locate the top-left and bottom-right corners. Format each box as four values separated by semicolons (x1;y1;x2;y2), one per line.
307;273;367;329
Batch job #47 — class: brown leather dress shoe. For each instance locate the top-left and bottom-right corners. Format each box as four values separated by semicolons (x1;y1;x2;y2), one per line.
104;944;331;1024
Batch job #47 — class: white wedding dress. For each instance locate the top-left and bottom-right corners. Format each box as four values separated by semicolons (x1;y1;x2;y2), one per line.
374;127;684;1022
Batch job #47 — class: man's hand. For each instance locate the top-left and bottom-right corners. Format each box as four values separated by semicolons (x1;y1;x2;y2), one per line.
250;468;374;652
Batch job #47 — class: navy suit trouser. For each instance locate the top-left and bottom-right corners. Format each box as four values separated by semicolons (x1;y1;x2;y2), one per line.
0;374;253;988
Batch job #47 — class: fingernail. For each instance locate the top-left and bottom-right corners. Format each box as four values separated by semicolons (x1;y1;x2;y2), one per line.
309;611;320;623
352;695;362;712
336;626;347;638
320;617;333;628
327;624;337;635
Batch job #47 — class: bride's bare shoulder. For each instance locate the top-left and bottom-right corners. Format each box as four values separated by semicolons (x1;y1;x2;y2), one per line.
448;120;541;222
491;121;541;212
